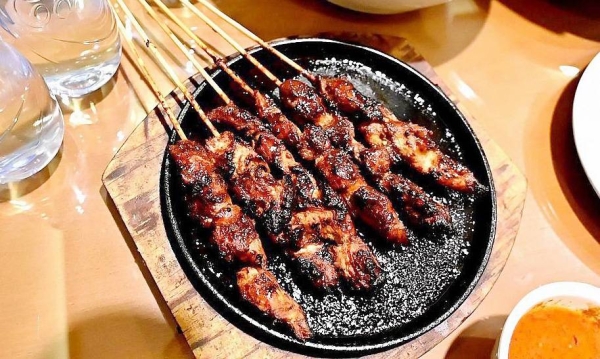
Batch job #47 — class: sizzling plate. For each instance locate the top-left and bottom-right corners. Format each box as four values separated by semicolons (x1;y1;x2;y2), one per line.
160;38;497;357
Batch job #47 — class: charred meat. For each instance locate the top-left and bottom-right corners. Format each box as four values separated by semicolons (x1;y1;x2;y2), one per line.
317;76;482;194
251;92;408;244
169;140;311;339
279;79;451;232
237;267;312;340
204;112;382;291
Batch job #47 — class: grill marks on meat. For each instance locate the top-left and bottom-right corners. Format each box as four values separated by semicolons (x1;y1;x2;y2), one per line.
205;131;342;290
299;207;383;289
279;79;357;155
280;79;452;231
314;148;407;243
207;105;322;210
208;107;382;291
169;140;267;267
361;148;451;230
287;206;382;289
223;134;292;235
317;76;482;194
255;93;304;150
169;140;311;339
237;267;311;340
252;91;408;245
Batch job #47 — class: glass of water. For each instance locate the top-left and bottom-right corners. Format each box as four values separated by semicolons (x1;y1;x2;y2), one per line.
0;0;122;98
0;40;64;184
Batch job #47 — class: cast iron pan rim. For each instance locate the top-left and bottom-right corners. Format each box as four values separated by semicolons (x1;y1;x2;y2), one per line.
160;37;498;356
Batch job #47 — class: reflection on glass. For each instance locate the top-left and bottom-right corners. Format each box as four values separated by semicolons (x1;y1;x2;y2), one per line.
0;41;64;184
0;0;122;98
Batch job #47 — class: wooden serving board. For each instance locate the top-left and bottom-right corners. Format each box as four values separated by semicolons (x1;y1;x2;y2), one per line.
102;34;527;359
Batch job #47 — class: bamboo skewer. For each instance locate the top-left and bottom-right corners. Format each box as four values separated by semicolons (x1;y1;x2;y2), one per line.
113;5;320;341
140;0;255;109
114;0;220;138
153;0;256;95
112;8;188;141
179;0;283;86
113;0;306;137
136;0;257;106
191;0;315;82
134;0;232;105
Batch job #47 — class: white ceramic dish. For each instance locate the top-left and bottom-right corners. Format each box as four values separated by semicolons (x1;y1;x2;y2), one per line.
573;52;600;198
496;282;600;359
327;0;451;14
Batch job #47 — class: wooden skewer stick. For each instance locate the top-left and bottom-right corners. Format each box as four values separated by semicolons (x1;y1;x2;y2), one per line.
178;0;283;87
135;0;232;105
192;0;316;82
140;0;261;122
112;7;188;141
153;0;255;95
114;0;220;138
152;0;220;64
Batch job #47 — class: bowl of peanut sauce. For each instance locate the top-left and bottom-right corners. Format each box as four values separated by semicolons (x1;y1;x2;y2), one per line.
497;282;600;359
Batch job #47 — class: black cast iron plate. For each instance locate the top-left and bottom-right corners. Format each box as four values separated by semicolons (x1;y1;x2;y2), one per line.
160;38;497;357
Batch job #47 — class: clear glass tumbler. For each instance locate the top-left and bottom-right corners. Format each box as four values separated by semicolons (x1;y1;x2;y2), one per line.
0;40;64;184
0;0;122;98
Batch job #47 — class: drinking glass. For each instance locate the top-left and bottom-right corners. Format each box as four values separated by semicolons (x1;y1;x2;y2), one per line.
0;40;64;184
0;0;122;98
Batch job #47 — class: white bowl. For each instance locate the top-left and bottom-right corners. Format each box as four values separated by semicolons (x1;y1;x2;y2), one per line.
496;282;600;359
327;0;452;14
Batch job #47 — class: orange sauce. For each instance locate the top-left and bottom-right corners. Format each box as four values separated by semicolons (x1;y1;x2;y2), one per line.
509;304;600;359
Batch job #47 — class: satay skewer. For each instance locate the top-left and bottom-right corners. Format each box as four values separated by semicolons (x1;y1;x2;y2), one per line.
122;0;383;290
133;0;382;290
118;0;342;292
112;2;313;340
113;6;269;269
151;0;407;244
157;1;447;233
182;0;482;193
277;80;453;230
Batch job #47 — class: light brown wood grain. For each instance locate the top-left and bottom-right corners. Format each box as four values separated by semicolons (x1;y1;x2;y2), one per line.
102;34;526;359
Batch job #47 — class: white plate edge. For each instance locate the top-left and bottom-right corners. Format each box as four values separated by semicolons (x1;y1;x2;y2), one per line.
573;51;600;198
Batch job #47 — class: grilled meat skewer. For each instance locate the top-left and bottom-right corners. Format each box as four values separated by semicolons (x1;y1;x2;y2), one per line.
169;140;311;340
205;125;382;291
205;131;341;290
250;92;408;245
164;31;404;243
208;105;382;289
237;267;312;340
114;4;313;340
279;79;452;231
316;76;481;193
169;140;267;267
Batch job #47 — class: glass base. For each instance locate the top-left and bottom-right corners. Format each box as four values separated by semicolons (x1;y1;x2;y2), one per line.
0;104;64;184
44;53;122;98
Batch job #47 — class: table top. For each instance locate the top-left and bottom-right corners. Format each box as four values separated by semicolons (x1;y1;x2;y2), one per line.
1;1;599;358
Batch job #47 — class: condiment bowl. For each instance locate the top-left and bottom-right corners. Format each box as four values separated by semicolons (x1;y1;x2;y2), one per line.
496;281;600;359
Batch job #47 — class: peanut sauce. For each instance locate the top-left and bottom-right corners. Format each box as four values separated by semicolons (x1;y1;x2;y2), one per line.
509;304;600;359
